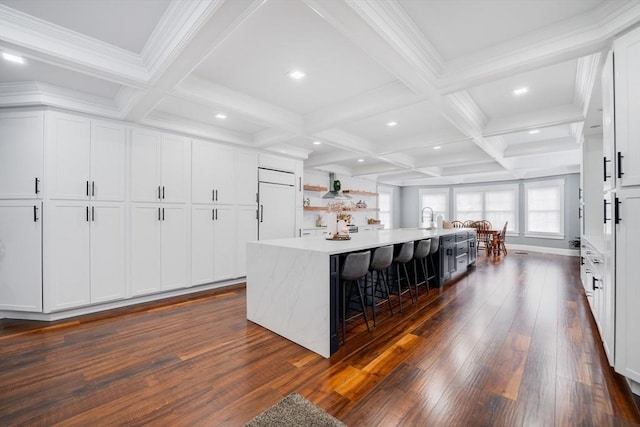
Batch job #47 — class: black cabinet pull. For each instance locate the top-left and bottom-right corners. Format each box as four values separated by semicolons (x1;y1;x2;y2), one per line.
592;276;597;291
158;186;161;199
86;181;89;196
256;209;259;220
162;186;165;200
91;181;95;197
86;206;89;222
33;205;37;222
91;206;95;221
162;208;165;221
158;207;161;221
603;157;611;181
603;199;610;223
617;152;624;178
580;256;584;266
212;189;215;201
215;189;218;201
260;205;264;223
212;209;215;220
35;177;40;194
615;197;621;224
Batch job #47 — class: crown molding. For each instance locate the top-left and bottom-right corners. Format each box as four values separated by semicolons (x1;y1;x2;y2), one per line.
312;128;376;155
0;5;148;86
0;81;120;118
253;128;297;148
442;91;489;138
574;52;602;114
504;136;578;158
305;150;362;168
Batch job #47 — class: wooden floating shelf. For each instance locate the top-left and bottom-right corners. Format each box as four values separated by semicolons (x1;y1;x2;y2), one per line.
303;206;380;212
303;185;328;192
342;190;378;196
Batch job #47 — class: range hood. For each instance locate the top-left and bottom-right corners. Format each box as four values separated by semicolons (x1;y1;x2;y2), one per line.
322;173;351;199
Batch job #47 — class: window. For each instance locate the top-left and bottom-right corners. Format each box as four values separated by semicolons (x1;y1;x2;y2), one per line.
419;189;449;224
453;184;518;232
524;179;564;238
378;187;392;229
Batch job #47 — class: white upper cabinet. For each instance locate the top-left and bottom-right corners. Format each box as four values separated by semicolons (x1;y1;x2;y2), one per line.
0;111;43;199
47;113;91;200
131;129;190;203
614;28;640;188
47;113;126;201
235;150;258;206
90;121;127;201
192;140;235;205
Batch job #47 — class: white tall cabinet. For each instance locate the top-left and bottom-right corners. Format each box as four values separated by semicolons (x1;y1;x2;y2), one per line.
0;111;43;312
43;112;127;311
600;26;640;389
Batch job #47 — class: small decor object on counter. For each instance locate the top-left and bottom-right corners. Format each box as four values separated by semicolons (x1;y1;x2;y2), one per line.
315;214;325;227
367;217;381;224
333;179;341;191
436;214;444;229
355;199;367;208
303;197;310;207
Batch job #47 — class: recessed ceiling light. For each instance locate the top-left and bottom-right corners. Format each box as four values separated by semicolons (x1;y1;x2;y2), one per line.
386;121;398;127
513;87;529;96
357;159;365;163
215;113;227;119
528;129;540;134
288;69;306;80
433;146;441;150
2;52;25;64
313;141;322;145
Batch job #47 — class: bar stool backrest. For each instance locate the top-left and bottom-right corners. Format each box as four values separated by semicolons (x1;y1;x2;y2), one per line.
394;241;414;264
429;237;440;255
370;245;393;271
341;251;371;280
414;239;431;259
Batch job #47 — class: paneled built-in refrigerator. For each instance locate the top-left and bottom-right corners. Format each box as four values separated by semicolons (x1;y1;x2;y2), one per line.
258;168;296;240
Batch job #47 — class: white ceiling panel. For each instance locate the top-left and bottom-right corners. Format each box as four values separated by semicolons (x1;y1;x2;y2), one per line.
399;0;604;61
341;100;457;143
0;0;170;53
499;124;574;145
467;59;578;119
192;0;396;114
154;97;267;134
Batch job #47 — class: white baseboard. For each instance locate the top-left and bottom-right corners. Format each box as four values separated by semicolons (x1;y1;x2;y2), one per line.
0;278;245;322
506;244;580;257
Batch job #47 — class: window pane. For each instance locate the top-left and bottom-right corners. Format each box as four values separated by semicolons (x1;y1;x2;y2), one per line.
526;183;562;235
420;193;447;221
455;192;482;222
486;190;515;231
379;193;390;211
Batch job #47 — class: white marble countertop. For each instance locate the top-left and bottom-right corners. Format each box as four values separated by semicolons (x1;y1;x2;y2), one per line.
250;228;475;255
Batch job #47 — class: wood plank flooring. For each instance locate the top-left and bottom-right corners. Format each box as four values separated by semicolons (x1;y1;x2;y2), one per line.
1;252;639;426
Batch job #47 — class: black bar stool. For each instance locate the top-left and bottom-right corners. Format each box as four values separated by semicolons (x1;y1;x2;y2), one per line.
426;237;439;288
367;245;394;326
392;241;415;313
340;250;371;344
413;239;431;297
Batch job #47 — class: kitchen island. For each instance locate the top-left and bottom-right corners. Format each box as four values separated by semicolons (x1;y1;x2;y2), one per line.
246;228;476;357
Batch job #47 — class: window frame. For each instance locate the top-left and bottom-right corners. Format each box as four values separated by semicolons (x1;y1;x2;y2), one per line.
418;188;449;224
377;185;393;230
453;183;519;234
524;179;565;239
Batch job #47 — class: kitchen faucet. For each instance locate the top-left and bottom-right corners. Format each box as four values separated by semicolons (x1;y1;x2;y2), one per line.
421;207;434;229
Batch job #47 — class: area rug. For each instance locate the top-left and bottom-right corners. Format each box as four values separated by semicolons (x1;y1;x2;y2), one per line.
244;392;346;427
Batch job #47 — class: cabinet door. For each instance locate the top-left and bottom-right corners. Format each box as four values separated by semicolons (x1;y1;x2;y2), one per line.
615;188;640;382
90;203;126;303
0;112;43;199
47;113;91;200
91;121;126;202
130;130;161;203
614;28;640;187
161;205;188;290
191;140;217;204
236;205;257;276
602;51;616;191
0;201;42;311
44;203;91;311
212;144;235;205
131;204;162;296
191;206;215;285
213;205;236;281
161;135;190;203
236;150;258;206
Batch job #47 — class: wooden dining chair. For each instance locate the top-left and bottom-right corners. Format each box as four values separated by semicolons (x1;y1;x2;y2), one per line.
494;221;508;256
472;221;492;254
451;220;464;228
463;220;475;227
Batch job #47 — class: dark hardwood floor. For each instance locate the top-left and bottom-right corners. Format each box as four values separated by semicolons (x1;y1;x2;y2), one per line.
1;252;639;426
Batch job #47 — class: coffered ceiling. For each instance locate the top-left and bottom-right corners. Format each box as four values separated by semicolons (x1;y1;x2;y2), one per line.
1;0;638;186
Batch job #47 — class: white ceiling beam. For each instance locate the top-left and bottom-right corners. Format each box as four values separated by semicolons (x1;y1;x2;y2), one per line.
483;104;584;137
305;150;363;168
312;128;377;155
504;136;579;158
303;0;437;96
439;1;640;93
253;128;298;148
